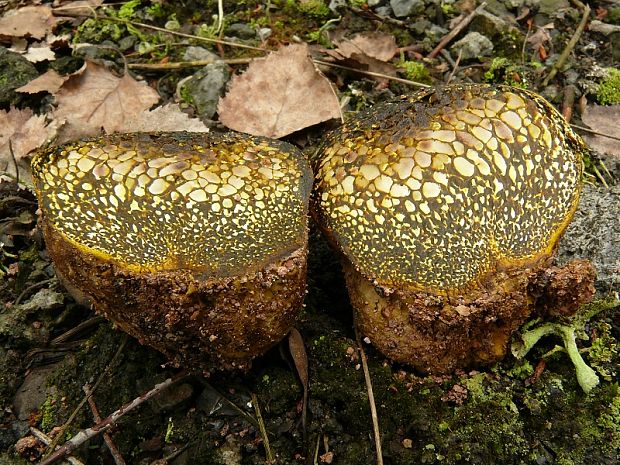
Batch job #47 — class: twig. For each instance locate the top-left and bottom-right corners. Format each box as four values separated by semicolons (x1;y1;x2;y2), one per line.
29;428;85;465
313;59;430;88
51;10;267;52
40;372;187;465
446;48;463;84
14;278;55;305
215;0;224;35
571;124;620;142
354;327;384;465
8;139;19;185
128;58;254;70
288;328;309;439
83;385;127;465
562;84;576;122
427;2;488;59
42;335;129;459
251;393;274;464
541;2;590;86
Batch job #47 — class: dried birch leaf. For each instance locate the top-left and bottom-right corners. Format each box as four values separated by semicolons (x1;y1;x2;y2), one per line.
119;103;210;133
218;43;341;138
0;6;57;40
53;60;160;136
582;104;620;157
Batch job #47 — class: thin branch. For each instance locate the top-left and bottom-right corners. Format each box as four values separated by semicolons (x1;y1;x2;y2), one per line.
571;124;620;142
251;393;274;464
29;428;85;465
128;58;254;70
427;2;488;59
84;385;127;465
51;10;267;52
541;2;590;86
354;327;384;465
313;59;430;88
40;372;187;465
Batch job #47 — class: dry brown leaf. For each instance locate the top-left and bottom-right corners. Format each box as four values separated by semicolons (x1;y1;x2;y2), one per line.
325;32;398;81
53;0;105;16
0;6;56;40
17;69;70;94
526;25;553;52
582;104;620;157
21;44;56;63
53;60;160;137
334;32;397;62
218;43;341;138
0;108;57;182
118;103;210;133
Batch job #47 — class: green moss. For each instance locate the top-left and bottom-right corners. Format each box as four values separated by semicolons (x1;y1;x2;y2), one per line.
597;68;620;105
296;0;331;18
397;60;432;84
483;57;528;88
39;395;58;432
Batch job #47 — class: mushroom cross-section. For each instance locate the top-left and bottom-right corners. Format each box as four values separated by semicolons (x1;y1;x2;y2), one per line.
312;84;594;374
32;131;313;371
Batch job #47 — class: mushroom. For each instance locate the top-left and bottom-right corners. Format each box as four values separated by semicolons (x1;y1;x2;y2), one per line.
312;84;596;374
32;132;313;371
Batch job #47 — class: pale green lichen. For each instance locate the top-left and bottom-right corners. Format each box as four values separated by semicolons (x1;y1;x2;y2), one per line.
512;299;620;393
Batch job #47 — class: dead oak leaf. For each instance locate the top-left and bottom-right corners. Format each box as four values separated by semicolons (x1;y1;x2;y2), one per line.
0;107;57;182
582;104;620;158
53;60;160;135
118;103;210;133
218;43;341;139
0;6;57;41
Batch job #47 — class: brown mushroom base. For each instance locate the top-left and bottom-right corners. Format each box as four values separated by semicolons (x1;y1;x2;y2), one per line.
344;258;596;375
44;223;307;373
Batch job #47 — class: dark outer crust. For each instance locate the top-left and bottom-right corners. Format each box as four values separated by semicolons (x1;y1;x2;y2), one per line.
43;220;307;372
345;257;595;374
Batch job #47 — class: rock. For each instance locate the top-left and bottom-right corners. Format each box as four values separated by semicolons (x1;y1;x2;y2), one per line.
557;184;620;294
183;46;220;63
12;365;59;421
225;23;255;40
390;0;425;18
181;62;231;119
451;31;494;60
257;28;272;41
470;9;513;38
328;0;347;13
0;47;39;107
538;0;570;15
